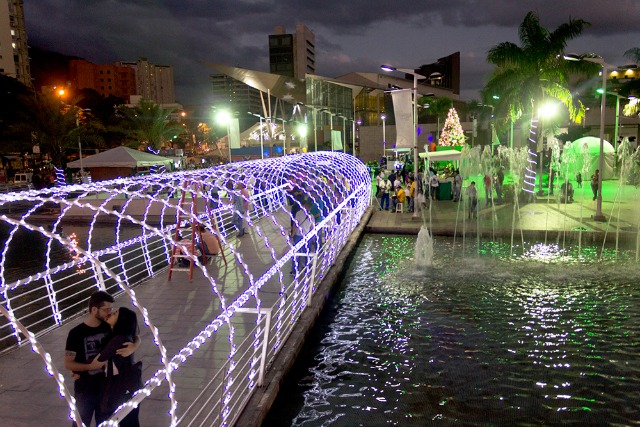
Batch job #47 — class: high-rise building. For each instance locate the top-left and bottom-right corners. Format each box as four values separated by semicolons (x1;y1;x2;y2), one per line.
210;73;263;130
118;58;175;104
0;0;30;86
69;59;136;100
269;24;315;79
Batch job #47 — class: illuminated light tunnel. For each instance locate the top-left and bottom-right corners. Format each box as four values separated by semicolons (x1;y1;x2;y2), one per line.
0;152;371;426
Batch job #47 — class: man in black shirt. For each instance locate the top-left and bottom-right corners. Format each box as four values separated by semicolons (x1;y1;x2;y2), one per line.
65;291;139;426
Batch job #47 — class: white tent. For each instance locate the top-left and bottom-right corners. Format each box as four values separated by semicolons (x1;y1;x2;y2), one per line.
564;136;615;180
419;150;462;162
419;149;462;172
67;146;173;169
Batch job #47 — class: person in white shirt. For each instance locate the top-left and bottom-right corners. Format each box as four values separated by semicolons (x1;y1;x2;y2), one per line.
376;170;386;199
429;174;440;200
380;178;392;211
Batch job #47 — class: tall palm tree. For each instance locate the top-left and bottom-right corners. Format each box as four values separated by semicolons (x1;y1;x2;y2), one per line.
118;99;183;151
484;11;592;193
418;96;452;142
621;48;640;117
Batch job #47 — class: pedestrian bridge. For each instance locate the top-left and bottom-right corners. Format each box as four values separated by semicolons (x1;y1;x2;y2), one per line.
0;152;371;426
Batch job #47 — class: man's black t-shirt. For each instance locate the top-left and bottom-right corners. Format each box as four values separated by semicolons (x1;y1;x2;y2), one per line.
65;322;111;378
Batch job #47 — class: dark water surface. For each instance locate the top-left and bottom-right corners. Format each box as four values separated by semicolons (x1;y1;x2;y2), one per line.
265;235;640;426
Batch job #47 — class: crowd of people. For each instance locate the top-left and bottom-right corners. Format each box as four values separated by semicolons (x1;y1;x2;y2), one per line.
373;164;511;217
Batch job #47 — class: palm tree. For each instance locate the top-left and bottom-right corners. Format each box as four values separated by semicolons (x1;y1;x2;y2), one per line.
484;11;592;193
621;48;640;117
29;93;85;167
418;96;452;141
118;99;184;151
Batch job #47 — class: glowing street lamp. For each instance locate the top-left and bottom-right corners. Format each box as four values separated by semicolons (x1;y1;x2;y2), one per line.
215;109;233;163
381;65;426;218
564;53;616;221
536;101;558;195
297;122;308;139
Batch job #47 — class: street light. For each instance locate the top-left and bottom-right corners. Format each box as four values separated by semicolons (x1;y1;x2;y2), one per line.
597;88;625;159
536;101;558;195
75;108;91;183
338;115;348;153
564;53;616;222
296;122;308;152
354;119;361;156
381;64;426;218
320;109;337;150
381;114;387;159
304;105;322;152
247;112;265;159
215;109;233;163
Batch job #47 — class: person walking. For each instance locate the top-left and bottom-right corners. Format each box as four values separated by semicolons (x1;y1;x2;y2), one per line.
65;291;140;427
483;173;492;206
380;177;392;211
467;181;478;219
590;169;600;201
232;182;250;236
495;168;504;204
429;173;440;201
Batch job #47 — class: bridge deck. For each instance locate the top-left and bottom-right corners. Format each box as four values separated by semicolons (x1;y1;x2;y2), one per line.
0;209;294;426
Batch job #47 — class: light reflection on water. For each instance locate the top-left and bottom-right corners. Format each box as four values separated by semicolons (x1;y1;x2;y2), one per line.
265;235;640;426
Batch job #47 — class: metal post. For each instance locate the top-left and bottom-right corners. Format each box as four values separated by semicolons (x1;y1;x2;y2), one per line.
313;109;318;152
412;74;419;218
594;67;607;222
382;114;386;160
259;116;264;159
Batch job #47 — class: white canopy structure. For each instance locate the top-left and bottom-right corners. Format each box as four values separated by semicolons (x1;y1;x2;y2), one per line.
420;149;463;171
419;150;463;162
564;137;615;180
67;146;173;169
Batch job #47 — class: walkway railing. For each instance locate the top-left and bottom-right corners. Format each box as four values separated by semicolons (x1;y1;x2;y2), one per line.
0;152;371;426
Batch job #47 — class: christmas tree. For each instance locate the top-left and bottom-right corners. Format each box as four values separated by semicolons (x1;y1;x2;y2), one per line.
438;108;466;147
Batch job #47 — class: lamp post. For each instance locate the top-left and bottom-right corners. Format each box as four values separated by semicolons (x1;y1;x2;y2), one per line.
248;112;265;159
536;102;558;196
320;109;336;150
338;115;347;153
381;114;386;159
381;65;426;218
215;109;233;163
304;105;321;152
564;54;616;222
354;119;361;156
75;108;91;182
598;89;625;172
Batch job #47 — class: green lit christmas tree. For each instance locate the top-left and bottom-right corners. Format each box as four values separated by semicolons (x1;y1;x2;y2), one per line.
438;108;466;147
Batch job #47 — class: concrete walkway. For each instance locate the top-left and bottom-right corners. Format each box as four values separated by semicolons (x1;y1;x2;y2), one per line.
366;180;640;245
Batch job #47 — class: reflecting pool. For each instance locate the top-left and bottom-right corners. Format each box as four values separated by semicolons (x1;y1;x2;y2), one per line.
265;234;640;426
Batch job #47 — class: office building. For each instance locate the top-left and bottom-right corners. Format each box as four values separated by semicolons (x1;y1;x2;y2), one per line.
118;58;175;104
0;0;30;86
69;59;136;100
269;24;315;79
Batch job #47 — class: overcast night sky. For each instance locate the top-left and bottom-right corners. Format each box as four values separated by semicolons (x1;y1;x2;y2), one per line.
23;1;640;106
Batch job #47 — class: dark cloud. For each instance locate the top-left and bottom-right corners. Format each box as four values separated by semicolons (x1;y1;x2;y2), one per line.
24;1;640;105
